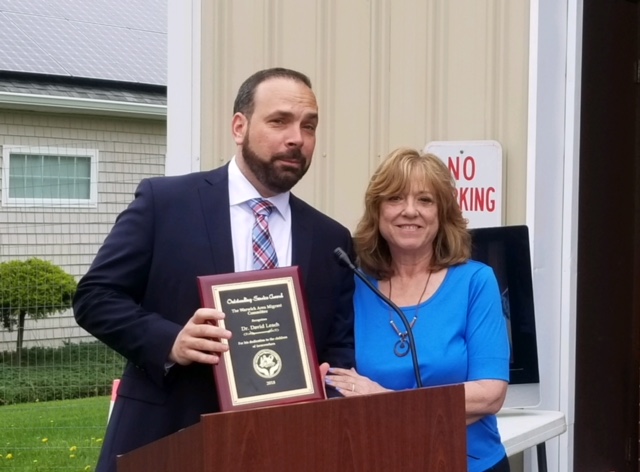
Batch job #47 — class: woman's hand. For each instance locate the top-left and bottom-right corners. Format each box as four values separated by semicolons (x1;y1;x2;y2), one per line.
325;367;390;396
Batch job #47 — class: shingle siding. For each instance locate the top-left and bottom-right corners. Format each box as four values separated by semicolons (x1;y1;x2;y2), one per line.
0;109;166;350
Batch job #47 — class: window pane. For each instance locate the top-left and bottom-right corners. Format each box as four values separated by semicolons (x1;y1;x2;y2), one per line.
8;155;24;198
25;176;43;198
44;156;60;178
10;154;27;174
58;178;76;199
58;156;75;177
8;151;94;202
25;155;43;178
9;176;27;198
75;178;90;199
75;157;91;178
41;177;59;199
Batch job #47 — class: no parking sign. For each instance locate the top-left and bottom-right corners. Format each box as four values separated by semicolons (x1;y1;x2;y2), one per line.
423;140;503;228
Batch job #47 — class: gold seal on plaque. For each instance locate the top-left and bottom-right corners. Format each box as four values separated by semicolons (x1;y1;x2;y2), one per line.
253;349;283;379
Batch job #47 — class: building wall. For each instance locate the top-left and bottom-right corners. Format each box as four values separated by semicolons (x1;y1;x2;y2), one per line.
0;109;166;350
198;0;530;230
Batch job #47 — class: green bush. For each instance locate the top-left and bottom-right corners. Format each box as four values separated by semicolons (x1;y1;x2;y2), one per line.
0;258;77;355
0;342;125;406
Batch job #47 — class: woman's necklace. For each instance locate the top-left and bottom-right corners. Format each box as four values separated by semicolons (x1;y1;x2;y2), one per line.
388;270;432;357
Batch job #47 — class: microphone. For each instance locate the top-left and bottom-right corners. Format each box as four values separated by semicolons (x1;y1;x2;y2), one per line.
333;247;423;388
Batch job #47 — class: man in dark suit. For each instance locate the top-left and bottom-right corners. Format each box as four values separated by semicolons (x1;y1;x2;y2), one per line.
73;68;355;472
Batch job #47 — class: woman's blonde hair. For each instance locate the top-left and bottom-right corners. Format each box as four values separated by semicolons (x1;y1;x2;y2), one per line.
354;147;470;279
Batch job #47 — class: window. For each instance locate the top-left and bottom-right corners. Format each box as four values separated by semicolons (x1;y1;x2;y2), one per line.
2;146;98;207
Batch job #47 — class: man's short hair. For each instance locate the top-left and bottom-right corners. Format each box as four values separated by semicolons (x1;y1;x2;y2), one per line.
233;68;313;117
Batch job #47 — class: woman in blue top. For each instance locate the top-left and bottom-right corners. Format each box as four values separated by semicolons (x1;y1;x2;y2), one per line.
325;147;511;472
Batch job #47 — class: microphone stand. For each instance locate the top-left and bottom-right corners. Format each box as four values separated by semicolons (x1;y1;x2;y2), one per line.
334;248;423;388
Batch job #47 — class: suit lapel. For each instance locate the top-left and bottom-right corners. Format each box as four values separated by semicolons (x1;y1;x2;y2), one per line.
290;195;312;287
199;165;235;274
198;172;313;278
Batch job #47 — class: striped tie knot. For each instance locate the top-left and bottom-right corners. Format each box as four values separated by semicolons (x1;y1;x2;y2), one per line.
248;198;278;270
248;198;275;218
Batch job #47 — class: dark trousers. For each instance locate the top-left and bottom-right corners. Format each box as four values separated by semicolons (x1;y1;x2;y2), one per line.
484;455;510;472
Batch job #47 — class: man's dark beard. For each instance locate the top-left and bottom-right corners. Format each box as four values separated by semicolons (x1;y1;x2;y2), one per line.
242;136;310;194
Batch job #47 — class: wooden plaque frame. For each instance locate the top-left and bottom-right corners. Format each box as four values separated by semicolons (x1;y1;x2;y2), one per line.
197;266;324;411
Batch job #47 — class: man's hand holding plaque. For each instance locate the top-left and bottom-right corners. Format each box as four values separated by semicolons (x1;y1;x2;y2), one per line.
169;309;231;366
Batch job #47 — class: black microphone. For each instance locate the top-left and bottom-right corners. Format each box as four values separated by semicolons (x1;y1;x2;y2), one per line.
333;247;423;388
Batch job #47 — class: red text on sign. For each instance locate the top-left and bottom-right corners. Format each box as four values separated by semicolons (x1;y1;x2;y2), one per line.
448;156;476;181
456;187;496;212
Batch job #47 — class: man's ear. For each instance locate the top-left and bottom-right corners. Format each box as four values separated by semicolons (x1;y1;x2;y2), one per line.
232;113;248;145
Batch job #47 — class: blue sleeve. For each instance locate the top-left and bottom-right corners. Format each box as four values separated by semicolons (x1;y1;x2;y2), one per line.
466;265;510;382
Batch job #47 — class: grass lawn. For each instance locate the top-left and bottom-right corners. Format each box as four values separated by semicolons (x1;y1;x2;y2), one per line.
0;396;110;471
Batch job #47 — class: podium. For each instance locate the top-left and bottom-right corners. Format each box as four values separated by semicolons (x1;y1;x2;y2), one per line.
117;384;466;472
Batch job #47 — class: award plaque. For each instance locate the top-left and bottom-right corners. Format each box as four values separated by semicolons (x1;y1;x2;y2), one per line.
197;266;324;411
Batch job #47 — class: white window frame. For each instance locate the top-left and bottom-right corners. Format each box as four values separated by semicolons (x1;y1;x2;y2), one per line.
1;146;99;208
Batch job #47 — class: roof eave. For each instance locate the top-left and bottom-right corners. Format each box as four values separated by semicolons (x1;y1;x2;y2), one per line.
0;91;166;120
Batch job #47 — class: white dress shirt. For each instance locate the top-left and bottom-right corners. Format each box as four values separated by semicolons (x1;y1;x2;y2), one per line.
228;157;292;272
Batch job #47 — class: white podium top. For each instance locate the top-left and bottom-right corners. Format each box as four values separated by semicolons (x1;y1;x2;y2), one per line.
496;409;567;457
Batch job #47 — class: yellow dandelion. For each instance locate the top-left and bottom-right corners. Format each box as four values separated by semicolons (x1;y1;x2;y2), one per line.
84;466;92;471
70;454;76;459
96;438;103;444
33;460;38;463
42;437;49;443
69;446;78;452
6;453;13;460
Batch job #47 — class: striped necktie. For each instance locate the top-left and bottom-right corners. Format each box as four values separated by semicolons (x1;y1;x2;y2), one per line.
248;198;279;270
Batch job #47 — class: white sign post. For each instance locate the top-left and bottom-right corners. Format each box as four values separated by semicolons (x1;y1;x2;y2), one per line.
423;140;503;228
